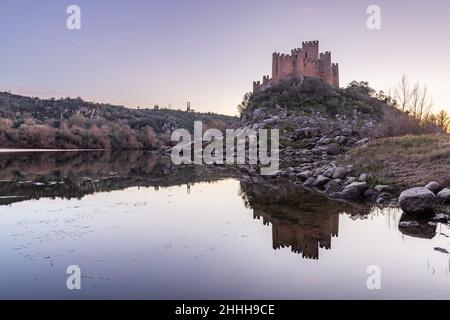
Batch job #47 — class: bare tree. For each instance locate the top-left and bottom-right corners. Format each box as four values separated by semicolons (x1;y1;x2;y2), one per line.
394;74;412;112
393;75;434;123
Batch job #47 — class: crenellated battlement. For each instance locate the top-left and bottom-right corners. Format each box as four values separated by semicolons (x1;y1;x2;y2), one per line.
254;40;340;93
302;40;319;46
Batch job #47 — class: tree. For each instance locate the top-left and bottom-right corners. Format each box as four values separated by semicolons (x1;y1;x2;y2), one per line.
435;110;450;132
237;92;252;117
393;75;434;123
394;74;412;112
347;81;376;96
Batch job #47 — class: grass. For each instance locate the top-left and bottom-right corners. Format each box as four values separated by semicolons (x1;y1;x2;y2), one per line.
346;134;450;189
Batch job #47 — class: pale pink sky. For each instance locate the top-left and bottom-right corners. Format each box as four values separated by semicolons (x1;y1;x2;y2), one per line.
1;0;449;115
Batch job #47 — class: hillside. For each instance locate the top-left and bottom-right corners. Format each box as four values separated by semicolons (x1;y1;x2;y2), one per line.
237;78;449;203
0;92;237;150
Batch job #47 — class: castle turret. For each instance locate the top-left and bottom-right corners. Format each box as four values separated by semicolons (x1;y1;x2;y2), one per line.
332;63;340;87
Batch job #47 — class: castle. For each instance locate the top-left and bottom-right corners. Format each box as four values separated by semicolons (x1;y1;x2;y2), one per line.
253;40;339;93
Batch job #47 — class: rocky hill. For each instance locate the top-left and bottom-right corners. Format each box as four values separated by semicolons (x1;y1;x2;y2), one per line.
238;78;450;213
0;92;237;150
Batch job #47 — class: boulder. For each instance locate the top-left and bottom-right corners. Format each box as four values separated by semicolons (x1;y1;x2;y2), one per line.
303;177;316;187
437;188;450;204
358;173;368;182
399;187;437;215
324;180;343;195
322;167;336;178
331;182;368;200
376;193;396;205
425;181;444;195
297;170;313;181
326;144;342;155
344;176;357;185
363;188;379;202
375;185;395;194
332;167;347;179
312;175;331;188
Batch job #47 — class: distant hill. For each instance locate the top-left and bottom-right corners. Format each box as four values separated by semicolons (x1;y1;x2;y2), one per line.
0;92;237;149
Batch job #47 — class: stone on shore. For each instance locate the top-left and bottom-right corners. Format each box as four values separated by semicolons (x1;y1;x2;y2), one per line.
331;182;368;200
399;187;437;215
303;177;316;187
437;188;450;204
332;167;347;179
425;181;445;195
297;170;313;181
326;144;342;155
312;175;331;188
358;173;368;182
324;180;343;195
375;185;395;194
322;167;336;178
376;192;396;205
364;188;379;202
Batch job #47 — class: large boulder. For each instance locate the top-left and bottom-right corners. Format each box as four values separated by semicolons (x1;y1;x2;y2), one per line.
331;182;368;200
332;167;347;179
399;187;437;215
437;188;450;204
425;182;445;195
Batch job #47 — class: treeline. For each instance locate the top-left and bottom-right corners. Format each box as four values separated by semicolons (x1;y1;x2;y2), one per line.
0;92;237;149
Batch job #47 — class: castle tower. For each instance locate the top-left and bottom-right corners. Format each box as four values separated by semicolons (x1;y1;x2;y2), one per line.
332;63;340;87
301;40;319;60
319;51;333;84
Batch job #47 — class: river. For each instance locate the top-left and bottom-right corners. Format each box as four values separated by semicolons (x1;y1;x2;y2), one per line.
0;151;449;299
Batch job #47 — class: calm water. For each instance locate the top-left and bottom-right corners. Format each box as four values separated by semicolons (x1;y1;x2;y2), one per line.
0;151;449;299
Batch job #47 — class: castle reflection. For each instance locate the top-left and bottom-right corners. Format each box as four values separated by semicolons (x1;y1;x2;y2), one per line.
240;179;367;259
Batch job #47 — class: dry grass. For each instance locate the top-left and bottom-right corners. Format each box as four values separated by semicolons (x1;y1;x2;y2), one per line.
346;134;450;189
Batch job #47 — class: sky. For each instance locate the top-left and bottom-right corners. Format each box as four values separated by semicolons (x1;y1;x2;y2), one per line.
1;0;449;116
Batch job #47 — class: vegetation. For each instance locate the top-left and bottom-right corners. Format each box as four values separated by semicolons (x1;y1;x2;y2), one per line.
0;92;237;149
379;75;450;136
347;134;450;188
238;77;449;136
238;77;386;120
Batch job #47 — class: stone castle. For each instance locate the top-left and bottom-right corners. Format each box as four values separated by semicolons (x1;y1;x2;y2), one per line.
253;40;339;93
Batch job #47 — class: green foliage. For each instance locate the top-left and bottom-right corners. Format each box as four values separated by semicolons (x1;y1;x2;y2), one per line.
0;92;238;150
239;78;385;120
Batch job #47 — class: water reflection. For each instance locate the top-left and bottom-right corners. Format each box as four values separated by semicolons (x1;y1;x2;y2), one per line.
0;151;446;257
0;151;238;206
0;151;449;299
240;179;367;259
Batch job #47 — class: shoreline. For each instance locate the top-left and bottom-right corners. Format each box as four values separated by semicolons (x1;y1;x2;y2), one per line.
0;148;109;153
